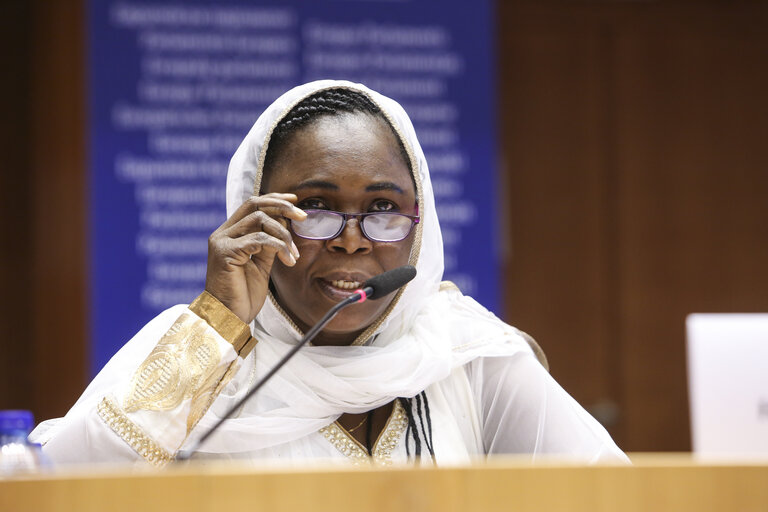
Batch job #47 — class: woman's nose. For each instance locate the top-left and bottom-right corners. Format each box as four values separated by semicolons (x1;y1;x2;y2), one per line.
327;218;372;254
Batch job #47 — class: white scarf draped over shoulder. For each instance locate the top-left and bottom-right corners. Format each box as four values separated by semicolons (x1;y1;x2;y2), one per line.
185;80;535;453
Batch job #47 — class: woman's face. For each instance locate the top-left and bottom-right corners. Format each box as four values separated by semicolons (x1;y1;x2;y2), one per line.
262;112;417;345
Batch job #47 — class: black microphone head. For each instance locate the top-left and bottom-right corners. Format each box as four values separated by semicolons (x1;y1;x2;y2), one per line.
363;265;417;300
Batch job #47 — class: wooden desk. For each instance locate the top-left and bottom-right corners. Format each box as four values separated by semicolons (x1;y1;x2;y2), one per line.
2;454;767;512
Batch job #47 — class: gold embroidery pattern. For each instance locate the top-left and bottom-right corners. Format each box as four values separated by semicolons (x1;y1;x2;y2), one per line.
97;395;172;467
439;281;460;292
123;313;221;413
185;358;241;435
318;424;370;465
319;400;408;466
372;402;408;465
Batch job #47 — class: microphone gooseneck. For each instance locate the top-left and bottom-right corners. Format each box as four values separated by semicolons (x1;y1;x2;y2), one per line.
175;265;417;461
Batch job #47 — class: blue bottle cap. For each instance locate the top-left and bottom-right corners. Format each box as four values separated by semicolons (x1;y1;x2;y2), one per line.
0;410;35;433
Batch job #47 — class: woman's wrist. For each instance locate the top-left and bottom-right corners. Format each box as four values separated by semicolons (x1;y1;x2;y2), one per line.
190;291;255;357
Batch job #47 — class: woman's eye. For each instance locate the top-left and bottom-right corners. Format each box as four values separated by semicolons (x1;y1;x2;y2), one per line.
298;198;329;210
369;200;397;212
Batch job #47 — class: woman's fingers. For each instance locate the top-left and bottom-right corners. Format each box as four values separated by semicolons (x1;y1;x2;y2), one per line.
215;194;305;259
254;212;300;260
237;231;297;267
219;194;306;231
224;209;298;254
212;228;296;267
245;230;296;267
205;192;307;323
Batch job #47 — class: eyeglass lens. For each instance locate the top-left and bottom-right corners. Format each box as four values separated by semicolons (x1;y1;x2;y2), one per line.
291;211;415;242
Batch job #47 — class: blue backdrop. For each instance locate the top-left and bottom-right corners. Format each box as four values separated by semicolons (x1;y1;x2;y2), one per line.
89;0;498;375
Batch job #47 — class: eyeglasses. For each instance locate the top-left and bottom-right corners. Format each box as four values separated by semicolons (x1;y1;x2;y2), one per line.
290;209;420;243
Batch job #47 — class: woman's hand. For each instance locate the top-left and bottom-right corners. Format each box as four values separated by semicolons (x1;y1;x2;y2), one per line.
204;193;306;324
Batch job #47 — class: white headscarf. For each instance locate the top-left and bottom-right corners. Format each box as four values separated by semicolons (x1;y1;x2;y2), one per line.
226;80;442;340
190;80;533;453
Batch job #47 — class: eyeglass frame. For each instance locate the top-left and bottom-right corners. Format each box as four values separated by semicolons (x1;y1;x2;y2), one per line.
289;207;420;243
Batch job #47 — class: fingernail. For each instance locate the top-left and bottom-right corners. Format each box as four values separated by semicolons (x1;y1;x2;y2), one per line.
295;208;307;218
291;241;300;258
288;253;297;266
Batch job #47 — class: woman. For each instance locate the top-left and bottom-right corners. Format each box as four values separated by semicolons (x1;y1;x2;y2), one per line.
32;80;626;465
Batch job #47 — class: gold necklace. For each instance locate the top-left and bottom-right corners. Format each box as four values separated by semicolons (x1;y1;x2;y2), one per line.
344;415;369;434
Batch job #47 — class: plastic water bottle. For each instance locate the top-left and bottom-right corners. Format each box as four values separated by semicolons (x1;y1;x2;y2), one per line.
0;410;46;476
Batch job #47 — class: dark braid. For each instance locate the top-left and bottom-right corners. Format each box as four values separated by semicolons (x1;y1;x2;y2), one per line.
398;393;435;461
421;391;435;457
364;410;374;456
399;397;421;457
262;87;412;190
415;392;435;460
273;88;382;141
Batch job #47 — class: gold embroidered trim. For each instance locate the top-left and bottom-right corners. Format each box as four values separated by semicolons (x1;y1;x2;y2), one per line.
239;334;258;359
97;395;173;467
439;281;460;293
319;400;408;466
268;292;304;337
371;400;408;465
190;291;253;353
319;424;370;465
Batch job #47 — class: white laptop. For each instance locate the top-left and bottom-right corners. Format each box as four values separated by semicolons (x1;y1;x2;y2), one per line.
686;314;768;457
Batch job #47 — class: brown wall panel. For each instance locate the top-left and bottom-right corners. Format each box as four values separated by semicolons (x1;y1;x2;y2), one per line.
613;20;768;450
500;2;768;451
28;0;88;419
0;0;88;421
0;2;35;411
498;23;621;437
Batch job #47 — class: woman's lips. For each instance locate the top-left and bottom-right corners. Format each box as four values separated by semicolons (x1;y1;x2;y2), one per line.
316;278;364;301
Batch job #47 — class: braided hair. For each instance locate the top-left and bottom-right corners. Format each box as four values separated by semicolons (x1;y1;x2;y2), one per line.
399;392;435;462
262;87;412;186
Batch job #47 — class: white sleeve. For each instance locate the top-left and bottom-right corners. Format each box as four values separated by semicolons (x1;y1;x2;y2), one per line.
467;353;629;462
32;293;255;467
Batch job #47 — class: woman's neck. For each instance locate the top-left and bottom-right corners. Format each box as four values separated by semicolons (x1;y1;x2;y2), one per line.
281;302;366;346
270;286;370;346
311;329;365;346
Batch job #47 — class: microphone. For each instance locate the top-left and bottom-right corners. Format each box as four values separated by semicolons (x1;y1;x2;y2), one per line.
176;265;416;460
361;264;417;301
